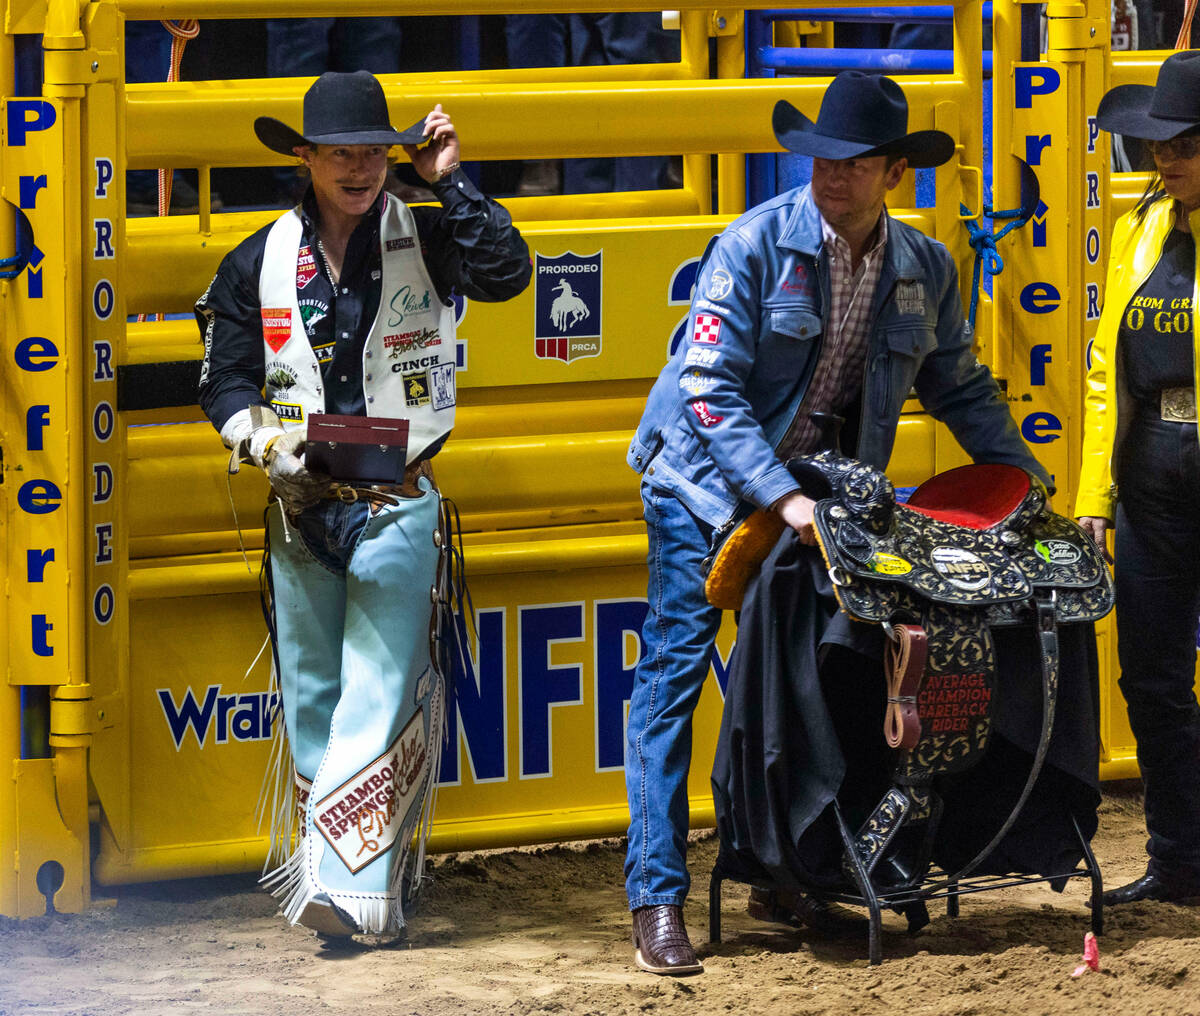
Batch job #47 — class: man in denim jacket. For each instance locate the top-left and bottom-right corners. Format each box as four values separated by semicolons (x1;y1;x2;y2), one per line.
624;73;1048;975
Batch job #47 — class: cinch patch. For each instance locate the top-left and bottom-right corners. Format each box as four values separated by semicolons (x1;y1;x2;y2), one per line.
313;710;428;873
261;308;292;352
693;314;722;345
296;244;318;289
404;369;431;407
690;400;723;427
386;236;416;252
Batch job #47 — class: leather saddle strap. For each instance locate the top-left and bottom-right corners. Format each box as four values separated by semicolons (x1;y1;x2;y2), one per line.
923;591;1060;891
885;623;927;750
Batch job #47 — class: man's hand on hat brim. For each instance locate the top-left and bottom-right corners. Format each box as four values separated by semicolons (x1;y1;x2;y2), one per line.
404;104;460;184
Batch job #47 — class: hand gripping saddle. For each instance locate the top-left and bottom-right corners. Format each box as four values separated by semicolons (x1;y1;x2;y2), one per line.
706;452;1114;898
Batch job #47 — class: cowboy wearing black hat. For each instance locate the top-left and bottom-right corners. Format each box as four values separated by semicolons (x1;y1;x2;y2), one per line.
1077;50;1200;909
197;70;530;940
623;71;1048;975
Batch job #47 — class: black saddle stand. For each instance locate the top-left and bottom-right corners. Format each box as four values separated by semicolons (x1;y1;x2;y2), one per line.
709;807;1103;965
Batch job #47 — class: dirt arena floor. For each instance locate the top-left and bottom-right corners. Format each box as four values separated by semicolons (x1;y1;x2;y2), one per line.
3;782;1198;1016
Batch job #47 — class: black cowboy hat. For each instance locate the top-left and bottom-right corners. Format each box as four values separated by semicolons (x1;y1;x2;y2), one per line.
254;70;427;155
1096;50;1200;141
772;71;955;169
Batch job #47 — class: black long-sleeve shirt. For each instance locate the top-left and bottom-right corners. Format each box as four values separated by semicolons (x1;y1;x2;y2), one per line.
197;169;531;437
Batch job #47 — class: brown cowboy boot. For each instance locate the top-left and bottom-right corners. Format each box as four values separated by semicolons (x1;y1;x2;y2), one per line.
631;904;703;975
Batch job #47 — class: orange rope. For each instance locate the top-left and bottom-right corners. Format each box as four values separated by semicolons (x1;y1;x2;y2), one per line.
1176;0;1198;49
154;20;200;217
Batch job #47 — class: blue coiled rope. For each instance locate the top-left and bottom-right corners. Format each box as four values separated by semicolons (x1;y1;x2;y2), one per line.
960;203;1033;330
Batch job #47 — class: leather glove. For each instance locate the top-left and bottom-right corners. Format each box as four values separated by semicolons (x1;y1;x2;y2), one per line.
264;429;332;514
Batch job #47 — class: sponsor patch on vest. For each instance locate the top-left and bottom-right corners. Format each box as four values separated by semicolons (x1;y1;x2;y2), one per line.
265;361;299;393
299;299;328;338
534;250;602;363
271;400;304;421
930;546;991;591
430;362;456;411
386;284;433;327
690;400;723;427
384;327;440;358
313;710;428;873
262;308;292;352
296;244;318;289
386;236;416;252
404;369;431;406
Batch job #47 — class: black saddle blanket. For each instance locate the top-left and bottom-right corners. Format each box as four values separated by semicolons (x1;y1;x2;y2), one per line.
711;528;1102;894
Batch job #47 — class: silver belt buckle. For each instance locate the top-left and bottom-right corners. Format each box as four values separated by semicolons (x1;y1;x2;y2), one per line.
1161;387;1198;423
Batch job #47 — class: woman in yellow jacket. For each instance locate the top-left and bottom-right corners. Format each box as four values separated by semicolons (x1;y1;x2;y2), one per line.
1078;51;1200;907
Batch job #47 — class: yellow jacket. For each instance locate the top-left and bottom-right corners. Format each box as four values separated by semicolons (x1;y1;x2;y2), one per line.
1075;195;1200;520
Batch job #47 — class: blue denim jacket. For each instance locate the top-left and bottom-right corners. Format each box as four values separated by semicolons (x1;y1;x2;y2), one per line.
627;184;1047;528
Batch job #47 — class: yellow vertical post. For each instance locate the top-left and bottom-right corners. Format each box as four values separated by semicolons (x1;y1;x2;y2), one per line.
714;11;746;215
680;10;711;215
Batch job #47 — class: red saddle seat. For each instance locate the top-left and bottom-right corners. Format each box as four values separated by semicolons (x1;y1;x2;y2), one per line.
903;463;1032;531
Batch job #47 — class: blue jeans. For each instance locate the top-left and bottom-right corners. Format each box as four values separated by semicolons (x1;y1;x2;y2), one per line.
1114;408;1200;881
625;484;721;909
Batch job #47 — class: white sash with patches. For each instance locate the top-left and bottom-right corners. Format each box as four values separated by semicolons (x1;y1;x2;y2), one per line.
258;196;457;464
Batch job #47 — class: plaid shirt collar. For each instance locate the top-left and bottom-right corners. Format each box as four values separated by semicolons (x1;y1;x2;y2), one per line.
819;210;889;271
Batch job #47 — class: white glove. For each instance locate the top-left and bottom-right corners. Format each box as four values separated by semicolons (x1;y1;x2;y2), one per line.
264;428;332;514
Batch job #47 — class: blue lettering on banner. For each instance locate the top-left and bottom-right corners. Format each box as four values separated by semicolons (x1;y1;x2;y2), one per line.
519;603;584;778
19;174;47;208
1020;283;1061;314
94;341;114;381
32;616;54;656
1086;227;1100;265
1087;283;1101;321
595;600;648;771
93;402;114;441
95;157;114;197
1022;412;1062;444
1030;344;1052;386
18;480;61;514
26;405;50;450
6;99;56;145
26;244;44;299
157;685;279;750
93;279;114;320
1031;201;1049;248
1087;172;1100;209
1085;338;1095;370
93;463;113;503
1087;117;1099;154
667;257;702;360
1014;66;1060;108
1025;135;1052;166
94;219;114;259
95;523;114;564
440;609;507;784
14;335;58;371
26;549;53;582
93;585;114;624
